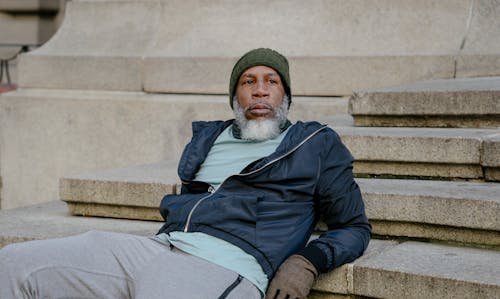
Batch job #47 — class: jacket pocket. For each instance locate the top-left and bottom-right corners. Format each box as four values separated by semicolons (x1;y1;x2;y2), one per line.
159;193;208;223
193;193;260;245
256;200;315;266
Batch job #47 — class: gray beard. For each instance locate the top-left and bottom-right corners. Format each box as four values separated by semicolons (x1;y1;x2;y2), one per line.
233;96;289;141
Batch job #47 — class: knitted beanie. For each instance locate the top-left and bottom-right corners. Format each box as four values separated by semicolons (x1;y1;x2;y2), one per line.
229;48;291;108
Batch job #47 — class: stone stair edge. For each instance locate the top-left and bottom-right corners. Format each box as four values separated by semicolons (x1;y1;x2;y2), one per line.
352;76;500;94
18;53;464;95
347;76;500;128
333;126;500;170
0;201;160;247
59;162;500;234
349;241;500;299
1;87;348;102
348;76;500;126
0;202;498;299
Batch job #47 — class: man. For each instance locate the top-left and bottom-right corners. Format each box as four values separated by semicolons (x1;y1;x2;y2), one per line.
0;48;370;299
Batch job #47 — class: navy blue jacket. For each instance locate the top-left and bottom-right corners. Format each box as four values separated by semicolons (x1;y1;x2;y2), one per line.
158;120;371;279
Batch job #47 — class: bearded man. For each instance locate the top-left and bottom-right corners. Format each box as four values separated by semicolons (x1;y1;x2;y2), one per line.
0;48;371;299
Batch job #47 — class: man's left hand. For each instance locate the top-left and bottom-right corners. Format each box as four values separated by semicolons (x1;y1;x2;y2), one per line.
265;254;318;299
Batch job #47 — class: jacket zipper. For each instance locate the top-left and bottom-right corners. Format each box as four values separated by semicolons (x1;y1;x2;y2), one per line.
183;190;215;232
182;125;328;232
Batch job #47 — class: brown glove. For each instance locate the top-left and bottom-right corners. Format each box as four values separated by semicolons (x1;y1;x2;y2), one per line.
265;254;318;299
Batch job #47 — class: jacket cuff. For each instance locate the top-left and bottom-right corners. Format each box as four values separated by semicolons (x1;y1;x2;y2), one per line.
297;243;332;273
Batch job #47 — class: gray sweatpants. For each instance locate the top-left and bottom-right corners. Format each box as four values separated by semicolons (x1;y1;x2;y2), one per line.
0;230;261;299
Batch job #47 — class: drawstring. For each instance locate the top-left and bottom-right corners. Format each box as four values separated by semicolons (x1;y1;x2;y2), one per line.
218;275;243;299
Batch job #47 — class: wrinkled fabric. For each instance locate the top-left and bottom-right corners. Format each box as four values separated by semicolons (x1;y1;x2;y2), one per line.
158;120;371;279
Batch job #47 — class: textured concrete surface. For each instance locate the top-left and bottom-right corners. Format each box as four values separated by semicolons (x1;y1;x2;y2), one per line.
370;220;500;247
0;89;345;209
351;115;499;128
353;161;483;179
17;0;500;93
17;0;160;90
0;200;159;248
64;166;500;231
1;201;498;298
145;55;455;96
353;242;500;299
359;178;500;231
483;133;500;167
456;0;500;78
336;126;497;164
486;169;500;182
482;133;500;181
67;202;162;221
60;161;179;208
0;90;226;209
349;77;500;128
60;161;180;221
60;162;500;246
313;240;398;295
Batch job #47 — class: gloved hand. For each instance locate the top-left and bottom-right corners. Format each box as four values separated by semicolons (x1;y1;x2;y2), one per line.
265;254;318;299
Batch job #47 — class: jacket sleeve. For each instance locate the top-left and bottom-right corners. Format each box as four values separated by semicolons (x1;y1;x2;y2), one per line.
298;129;371;273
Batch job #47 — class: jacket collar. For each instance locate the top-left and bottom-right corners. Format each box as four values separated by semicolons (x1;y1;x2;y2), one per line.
179;120;326;181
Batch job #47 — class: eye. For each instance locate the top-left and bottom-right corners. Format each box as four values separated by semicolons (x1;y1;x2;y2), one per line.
242;79;254;85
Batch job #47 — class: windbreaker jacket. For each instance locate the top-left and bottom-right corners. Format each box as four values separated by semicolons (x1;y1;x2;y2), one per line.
158;120;371;279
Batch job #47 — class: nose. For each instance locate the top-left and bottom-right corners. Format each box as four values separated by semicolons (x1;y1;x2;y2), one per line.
252;80;269;98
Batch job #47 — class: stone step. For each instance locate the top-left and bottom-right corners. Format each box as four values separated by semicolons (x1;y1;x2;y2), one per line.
0;203;498;298
349;77;500;128
0;200;159;248
60;161;179;221
17;0;500;94
334;126;500;181
60;162;500;247
319;240;500;299
356;178;500;247
0;88;347;209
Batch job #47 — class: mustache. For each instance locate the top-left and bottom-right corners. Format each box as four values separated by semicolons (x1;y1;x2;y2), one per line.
244;102;274;112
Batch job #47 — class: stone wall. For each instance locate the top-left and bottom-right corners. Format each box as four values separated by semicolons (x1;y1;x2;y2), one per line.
18;0;500;94
1;0;499;209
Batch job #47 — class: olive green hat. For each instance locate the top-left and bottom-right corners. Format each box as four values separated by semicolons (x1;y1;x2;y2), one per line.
229;48;291;109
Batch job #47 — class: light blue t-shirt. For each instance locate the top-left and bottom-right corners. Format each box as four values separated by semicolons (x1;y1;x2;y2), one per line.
156;124;290;294
195;124;289;190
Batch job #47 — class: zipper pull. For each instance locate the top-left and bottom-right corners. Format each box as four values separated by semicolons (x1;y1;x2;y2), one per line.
208;185;215;193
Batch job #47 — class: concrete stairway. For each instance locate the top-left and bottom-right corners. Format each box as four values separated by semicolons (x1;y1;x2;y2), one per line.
2;0;500;210
1;200;498;298
337;126;499;181
1;0;499;298
58;161;500;248
345;76;500;182
1;160;498;298
1;99;499;296
0;90;347;209
53;76;500;298
349;77;500;128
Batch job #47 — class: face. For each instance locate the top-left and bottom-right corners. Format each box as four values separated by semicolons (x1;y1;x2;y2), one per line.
235;65;285;121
